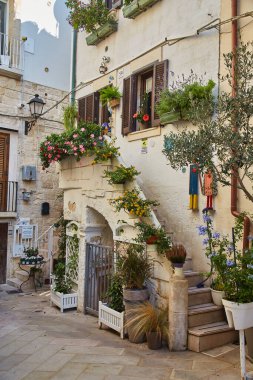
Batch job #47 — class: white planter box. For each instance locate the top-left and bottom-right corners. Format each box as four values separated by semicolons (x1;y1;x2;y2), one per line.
222;299;253;330
98;301;125;339
50;288;78;313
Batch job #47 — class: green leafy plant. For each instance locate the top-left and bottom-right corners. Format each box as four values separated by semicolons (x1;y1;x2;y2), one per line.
62;103;78;133
100;86;121;106
92;140;120;164
66;0;115;33
124;0;134;5
134;221;171;254
53;262;72;294
125;302;168;337
23;247;39;257
110;188;159;217
117;244;152;289
106;273;124;312
156;75;215;123
166;244;187;264
104;165;140;185
162;42;253;203
133;92;150;124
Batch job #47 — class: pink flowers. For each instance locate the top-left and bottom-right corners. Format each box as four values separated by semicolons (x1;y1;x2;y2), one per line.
73;134;78;138
73;147;77;151
81;128;86;132
90;134;94;138
93;142;97;146
99;136;103;141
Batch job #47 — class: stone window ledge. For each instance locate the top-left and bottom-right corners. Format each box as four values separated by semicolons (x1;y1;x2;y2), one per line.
127;126;161;141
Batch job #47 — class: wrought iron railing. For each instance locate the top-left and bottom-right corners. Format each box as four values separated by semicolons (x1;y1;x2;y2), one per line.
0;181;18;212
0;32;24;71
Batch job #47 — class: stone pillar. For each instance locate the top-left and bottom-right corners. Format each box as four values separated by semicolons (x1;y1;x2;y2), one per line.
168;278;188;351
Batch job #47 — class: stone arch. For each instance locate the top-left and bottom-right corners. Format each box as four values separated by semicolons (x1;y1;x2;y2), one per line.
84;206;114;247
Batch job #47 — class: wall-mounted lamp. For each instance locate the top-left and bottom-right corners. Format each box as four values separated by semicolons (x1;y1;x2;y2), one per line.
26;94;46;132
99;56;110;75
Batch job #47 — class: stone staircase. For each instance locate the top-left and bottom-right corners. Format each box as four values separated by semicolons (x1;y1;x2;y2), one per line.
185;270;238;352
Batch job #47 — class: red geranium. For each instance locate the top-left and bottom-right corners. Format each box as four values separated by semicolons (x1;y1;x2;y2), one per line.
142;114;149;122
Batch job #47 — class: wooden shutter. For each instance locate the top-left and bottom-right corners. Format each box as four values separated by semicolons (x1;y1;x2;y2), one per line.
0;133;9;212
122;75;138;136
152;60;169;127
78;92;100;123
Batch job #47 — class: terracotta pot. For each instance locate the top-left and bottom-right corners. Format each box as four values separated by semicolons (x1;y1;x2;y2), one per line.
146;331;162;350
146;236;158;245
109;98;120;108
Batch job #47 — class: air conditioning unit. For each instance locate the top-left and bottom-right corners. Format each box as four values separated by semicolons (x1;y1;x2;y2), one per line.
112;0;122;9
22;166;36;181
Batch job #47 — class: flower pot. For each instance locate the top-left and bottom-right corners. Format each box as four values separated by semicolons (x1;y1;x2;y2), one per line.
146;236;158;245
146;331;162;350
211;289;225;306
138;0;160;9
109;98;120;108
123;287;149;343
98;302;125;339
222;299;253;330
123;0;143;18
173;266;185;279
86;21;118;46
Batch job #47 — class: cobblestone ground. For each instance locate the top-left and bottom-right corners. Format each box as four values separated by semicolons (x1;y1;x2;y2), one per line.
0;286;252;380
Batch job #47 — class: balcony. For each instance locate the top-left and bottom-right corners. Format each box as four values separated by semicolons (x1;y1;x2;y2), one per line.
0;181;18;218
0;33;24;79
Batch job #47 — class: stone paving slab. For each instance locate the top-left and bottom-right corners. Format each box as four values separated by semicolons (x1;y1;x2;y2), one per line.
0;289;252;380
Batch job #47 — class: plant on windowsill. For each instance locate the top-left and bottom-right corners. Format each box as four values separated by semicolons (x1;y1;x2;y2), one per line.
66;0;118;46
110;188;159;218
156;74;215;124
134;221;172;254
123;0;161;19
125;302;168;349
104;165;140;185
100;85;121;108
133;92;151;127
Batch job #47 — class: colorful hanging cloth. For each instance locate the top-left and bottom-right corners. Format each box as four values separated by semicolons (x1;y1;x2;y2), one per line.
189;164;198;210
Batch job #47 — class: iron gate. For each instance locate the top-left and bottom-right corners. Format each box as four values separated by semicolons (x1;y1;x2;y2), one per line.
84;243;114;316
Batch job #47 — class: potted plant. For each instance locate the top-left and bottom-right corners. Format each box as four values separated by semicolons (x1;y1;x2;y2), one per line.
116;243;152;342
110;188;159;218
135;221;172;254
210;275;225;306
98;273;125;339
50;261;78;312
104;165;140;185
125;302;168;349
66;0;118;46
122;0;161;19
100;86;121;108
133;92;151;127
92;140;120;164
62;103;78;132
156;76;215;124
166;244;187;278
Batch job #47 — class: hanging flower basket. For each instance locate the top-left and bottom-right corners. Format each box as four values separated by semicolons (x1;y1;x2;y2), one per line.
109;98;120;108
86;21;118;46
222;299;253;330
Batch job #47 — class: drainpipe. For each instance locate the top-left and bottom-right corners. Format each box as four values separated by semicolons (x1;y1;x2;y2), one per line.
230;0;250;250
70;29;77;105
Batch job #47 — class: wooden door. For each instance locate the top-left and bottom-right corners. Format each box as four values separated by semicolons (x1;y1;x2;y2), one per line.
0;223;8;283
0;133;9;212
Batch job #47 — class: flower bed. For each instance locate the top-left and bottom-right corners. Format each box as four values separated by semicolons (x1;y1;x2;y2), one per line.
98;301;125;339
40;122;119;169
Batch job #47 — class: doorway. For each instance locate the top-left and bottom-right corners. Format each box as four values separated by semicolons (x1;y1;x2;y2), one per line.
0;223;8;283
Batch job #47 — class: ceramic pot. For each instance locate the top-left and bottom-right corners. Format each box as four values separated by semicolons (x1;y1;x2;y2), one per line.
222;299;253;330
146;331;162;350
211;289;225;306
146;236;158;245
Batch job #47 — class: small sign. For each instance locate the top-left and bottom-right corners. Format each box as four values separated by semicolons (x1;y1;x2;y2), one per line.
21;226;33;239
141;139;148;154
14;244;24;257
18;218;30;226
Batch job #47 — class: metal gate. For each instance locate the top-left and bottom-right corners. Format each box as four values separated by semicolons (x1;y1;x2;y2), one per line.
84;243;114;316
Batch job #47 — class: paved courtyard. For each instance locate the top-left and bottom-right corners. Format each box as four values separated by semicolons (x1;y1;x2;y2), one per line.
0;286;252;380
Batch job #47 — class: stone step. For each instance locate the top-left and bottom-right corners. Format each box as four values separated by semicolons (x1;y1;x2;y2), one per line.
188;303;225;328
0;283;20;293
183;258;193;272
184;270;203;287
188;321;238;352
15;269;30;282
188;287;212;306
6;277;22;290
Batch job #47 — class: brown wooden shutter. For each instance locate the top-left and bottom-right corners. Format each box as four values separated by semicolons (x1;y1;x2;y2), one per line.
152;60;169;127
78;92;100;123
0;133;9;212
122;77;131;135
122;75;138;135
78;97;86;121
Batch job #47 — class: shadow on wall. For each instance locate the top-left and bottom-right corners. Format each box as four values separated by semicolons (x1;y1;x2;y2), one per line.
20;0;71;90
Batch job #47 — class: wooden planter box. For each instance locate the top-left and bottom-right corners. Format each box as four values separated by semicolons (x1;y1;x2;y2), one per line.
86;21;118;46
98;301;125;339
123;0;160;19
50;288;78;313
